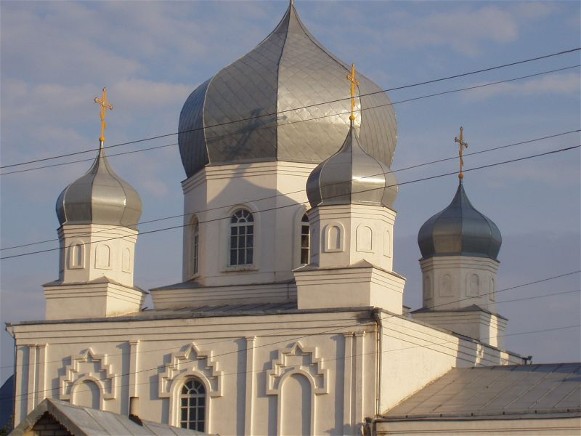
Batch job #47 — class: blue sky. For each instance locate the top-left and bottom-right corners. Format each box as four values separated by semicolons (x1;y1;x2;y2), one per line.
1;0;580;385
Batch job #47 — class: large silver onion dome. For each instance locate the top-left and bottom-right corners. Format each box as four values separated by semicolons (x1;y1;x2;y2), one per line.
306;122;397;209
418;182;502;260
178;2;397;178
56;144;142;230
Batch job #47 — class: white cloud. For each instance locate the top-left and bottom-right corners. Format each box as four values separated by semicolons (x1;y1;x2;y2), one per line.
511;2;557;21
109;79;193;114
1;3;141;84
462;72;580;101
387;6;518;55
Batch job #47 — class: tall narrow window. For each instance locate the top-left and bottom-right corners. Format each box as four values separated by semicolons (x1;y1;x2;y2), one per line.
229;209;254;266
191;218;199;276
69;243;84;269
180;379;206;432
300;214;310;265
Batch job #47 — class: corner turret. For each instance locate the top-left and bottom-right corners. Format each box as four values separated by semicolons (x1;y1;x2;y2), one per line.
413;128;506;348
45;89;145;320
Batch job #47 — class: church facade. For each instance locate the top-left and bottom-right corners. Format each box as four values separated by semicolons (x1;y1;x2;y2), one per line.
10;3;579;435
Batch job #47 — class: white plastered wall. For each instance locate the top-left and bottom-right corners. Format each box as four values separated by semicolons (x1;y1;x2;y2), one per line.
379;314;522;413
45;224;143;320
308;204;396;271
58;224;138;287
181;162;315;285
420;256;500;312
9;310;379;436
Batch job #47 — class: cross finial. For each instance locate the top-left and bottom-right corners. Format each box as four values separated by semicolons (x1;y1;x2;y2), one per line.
94;87;113;144
347;64;360;122
454;126;469;180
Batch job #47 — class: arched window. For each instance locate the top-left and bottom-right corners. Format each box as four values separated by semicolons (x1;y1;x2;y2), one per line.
300;214;310;265
180;379;206;432
191;217;200;276
229;209;254;266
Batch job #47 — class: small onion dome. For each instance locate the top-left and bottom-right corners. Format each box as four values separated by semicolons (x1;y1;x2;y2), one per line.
306;123;397;209
56;144;142;230
418;182;501;260
178;2;397;178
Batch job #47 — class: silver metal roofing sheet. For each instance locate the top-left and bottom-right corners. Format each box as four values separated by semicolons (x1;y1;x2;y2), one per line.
178;3;397;178
306;125;397;208
10;399;208;435
417;182;502;260
384;364;581;418
56;147;142;229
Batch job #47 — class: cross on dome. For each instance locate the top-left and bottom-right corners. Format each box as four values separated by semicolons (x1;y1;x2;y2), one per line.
347;64;360;122
454;126;468;180
94;87;113;144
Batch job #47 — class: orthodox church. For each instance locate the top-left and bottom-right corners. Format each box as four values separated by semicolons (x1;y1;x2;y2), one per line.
7;2;580;435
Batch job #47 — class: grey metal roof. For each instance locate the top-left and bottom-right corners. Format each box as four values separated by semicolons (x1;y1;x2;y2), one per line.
417;181;502;260
43;276;147;293
56;143;142;230
8;302;379;326
306;122;397;208
10;398;208;435
384;363;581;419
178;2;397;178
412;304;508;321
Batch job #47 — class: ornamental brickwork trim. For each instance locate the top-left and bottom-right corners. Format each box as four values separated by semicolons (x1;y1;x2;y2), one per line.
158;342;223;398
266;341;328;395
60;347;116;401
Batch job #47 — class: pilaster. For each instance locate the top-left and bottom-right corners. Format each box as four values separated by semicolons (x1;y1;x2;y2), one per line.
244;336;256;436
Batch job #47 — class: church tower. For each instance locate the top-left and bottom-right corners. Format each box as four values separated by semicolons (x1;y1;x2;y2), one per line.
296;65;405;313
44;88;145;320
414;128;505;347
152;1;399;309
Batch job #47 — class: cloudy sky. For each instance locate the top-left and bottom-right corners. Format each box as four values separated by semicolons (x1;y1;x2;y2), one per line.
1;0;579;385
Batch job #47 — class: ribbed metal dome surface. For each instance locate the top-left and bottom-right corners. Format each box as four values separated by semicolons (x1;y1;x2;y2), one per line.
178;3;397;178
56;145;142;229
418;182;502;260
306;123;397;209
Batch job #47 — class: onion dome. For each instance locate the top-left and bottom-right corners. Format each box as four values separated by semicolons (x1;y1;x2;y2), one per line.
178;2;397;178
56;144;142;230
418;182;501;260
306;122;397;209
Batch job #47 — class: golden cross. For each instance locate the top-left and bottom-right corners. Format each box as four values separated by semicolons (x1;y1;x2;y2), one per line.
347;63;360;122
94;87;113;143
454;126;469;180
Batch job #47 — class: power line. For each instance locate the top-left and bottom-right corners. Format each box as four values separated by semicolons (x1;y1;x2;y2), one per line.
3;316;579;402
3;271;579;394
2;128;577;253
2;63;578;176
393;129;580;174
4;63;578;177
499;289;579;304
1;47;578;171
3;269;576;372
1;143;578;261
428;271;581;312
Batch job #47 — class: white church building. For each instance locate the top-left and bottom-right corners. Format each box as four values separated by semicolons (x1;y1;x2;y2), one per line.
7;2;580;435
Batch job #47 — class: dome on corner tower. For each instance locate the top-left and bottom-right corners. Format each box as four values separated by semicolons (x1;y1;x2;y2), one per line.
56;145;142;230
417;182;502;260
178;2;397;178
306;123;397;209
